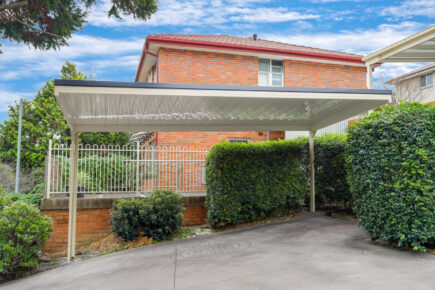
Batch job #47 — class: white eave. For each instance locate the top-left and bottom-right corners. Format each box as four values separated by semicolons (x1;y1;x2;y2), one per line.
364;25;435;65
54;80;391;133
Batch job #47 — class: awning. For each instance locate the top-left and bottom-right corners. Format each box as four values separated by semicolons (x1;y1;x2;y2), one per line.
363;25;435;65
54;80;391;133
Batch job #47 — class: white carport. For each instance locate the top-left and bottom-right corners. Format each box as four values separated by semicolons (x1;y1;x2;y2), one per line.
364;25;435;88
54;79;391;261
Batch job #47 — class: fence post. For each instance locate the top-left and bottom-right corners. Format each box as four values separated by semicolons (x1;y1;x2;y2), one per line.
136;142;140;193
176;162;180;192
46;139;52;198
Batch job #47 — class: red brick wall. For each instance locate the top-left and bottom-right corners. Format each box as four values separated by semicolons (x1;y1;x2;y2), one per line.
183;205;207;226
158;48;258;85
157;48;366;88
42;209;112;254
42;205;207;254
155;131;285;148
284;59;367;89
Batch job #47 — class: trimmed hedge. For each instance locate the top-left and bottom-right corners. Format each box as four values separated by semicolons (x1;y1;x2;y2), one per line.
346;103;434;251
313;134;350;209
206;140;308;228
111;189;183;241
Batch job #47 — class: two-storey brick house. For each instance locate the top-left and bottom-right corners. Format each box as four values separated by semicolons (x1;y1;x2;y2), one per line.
133;34;367;147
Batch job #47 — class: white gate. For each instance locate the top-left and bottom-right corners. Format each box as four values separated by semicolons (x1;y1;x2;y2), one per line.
46;140;208;197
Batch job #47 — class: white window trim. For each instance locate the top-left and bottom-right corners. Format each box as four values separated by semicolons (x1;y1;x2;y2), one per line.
420;73;433;88
258;59;284;87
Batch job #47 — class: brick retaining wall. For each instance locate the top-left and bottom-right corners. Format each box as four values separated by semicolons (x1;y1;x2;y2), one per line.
41;194;207;254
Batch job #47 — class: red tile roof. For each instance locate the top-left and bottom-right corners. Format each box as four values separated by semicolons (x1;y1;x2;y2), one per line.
148;34;363;59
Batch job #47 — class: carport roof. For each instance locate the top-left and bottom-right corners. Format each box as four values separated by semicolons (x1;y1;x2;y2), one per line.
363;25;435;65
54;79;391;133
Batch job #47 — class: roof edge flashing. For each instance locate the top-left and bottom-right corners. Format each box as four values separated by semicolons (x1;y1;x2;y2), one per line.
54;79;391;95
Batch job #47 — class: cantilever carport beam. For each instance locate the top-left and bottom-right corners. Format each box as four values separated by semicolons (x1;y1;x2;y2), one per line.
363;25;435;88
54;80;391;261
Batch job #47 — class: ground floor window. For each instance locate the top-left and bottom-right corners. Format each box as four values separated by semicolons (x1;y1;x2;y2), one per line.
229;138;250;143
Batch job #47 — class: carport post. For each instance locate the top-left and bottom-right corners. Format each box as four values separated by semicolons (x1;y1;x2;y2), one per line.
67;131;79;262
366;64;373;89
309;130;316;212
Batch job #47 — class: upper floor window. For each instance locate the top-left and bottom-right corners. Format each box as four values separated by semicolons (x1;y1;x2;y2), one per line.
420;73;433;87
258;59;283;86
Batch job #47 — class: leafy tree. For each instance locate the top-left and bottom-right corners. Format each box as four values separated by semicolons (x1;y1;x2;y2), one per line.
0;61;131;170
0;0;158;53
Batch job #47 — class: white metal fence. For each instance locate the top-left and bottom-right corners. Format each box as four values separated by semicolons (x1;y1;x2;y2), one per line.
46;140;208;198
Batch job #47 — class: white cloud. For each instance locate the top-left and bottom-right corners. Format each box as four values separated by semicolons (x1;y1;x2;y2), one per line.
0;89;32;113
381;0;435;18
375;63;424;85
229;8;319;22
262;22;424;55
86;0;320;27
0;35;143;81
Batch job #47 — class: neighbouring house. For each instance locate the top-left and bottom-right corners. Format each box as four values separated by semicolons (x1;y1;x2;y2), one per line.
134;34;368;146
386;63;435;104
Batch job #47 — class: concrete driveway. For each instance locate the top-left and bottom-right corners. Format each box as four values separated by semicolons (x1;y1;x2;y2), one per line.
3;214;434;290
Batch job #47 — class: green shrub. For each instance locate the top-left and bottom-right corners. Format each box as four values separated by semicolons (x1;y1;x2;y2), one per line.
206;140;308;228
6;192;43;208
111;190;183;241
0;194;12;210
314;134;350;209
346;103;434;251
140;190;184;241
0;201;52;273
110;198;141;241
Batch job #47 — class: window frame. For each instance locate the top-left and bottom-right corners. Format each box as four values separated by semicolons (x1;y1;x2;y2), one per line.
258;59;284;87
228;138;251;143
420;73;433;88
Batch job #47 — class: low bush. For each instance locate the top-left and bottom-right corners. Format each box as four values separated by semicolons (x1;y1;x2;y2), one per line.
346;103;434;251
111;189;183;241
0;200;52;274
206;140;308;228
139;190;184;241
110;198;141;241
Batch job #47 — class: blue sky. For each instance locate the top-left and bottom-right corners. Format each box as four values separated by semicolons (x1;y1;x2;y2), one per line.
0;0;434;122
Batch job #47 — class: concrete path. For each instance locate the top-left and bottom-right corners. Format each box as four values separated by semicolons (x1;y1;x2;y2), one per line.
3;215;434;290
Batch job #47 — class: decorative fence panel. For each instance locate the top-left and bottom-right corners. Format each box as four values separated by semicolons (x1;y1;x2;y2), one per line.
46;140;208;198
